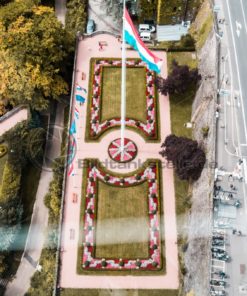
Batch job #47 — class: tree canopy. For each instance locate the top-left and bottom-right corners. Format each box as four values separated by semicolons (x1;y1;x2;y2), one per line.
155;60;201;96
65;0;87;36
160;134;206;181
0;0;71;111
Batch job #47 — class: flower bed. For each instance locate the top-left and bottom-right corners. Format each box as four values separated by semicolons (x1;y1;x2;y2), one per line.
88;59;158;141
81;160;162;270
108;138;137;163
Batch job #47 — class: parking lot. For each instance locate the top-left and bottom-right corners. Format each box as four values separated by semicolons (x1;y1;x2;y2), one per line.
210;168;247;295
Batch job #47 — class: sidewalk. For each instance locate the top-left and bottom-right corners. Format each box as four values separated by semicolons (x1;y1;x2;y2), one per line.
55;0;66;26
0;107;28;137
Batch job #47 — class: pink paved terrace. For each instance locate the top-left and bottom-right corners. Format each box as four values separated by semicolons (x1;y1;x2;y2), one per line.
59;34;179;290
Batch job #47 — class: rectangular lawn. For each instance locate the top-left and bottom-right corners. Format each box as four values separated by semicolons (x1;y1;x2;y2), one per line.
101;67;147;123
95;180;149;259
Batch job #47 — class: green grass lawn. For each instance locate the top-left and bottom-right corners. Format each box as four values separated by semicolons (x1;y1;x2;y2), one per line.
95;180;149;259
167;53;197;214
101;67;147;123
167;52;198;70
60;289;179;296
197;12;213;49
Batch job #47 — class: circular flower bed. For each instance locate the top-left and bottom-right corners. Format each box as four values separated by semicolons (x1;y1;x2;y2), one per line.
108;138;137;163
0;145;8;158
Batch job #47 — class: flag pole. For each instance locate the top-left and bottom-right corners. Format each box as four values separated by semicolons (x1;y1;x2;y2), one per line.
120;0;126;162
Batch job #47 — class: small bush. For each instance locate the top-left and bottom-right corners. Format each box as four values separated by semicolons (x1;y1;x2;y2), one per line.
180;34;195;48
0;145;7;158
201;126;209;138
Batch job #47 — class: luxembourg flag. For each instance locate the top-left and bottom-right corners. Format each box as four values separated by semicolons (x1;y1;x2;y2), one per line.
124;8;162;73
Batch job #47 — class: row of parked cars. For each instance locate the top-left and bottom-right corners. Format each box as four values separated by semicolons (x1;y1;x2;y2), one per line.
138;24;156;42
210;229;229;295
85;19;156;42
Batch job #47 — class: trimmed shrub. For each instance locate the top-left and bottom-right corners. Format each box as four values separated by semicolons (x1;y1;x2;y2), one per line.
0;144;7;158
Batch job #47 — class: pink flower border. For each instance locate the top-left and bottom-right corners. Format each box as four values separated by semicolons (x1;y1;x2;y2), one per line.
89;59;158;140
82;161;162;270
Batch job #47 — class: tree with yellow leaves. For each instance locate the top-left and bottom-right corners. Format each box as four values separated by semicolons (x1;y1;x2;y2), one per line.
0;0;73;111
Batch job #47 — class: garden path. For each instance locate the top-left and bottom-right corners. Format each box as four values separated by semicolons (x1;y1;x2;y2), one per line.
0;107;28;137
5;103;65;296
55;0;66;26
59;34;179;290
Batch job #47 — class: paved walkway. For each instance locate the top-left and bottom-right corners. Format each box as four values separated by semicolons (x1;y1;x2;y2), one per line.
5;104;65;296
55;0;66;26
88;0;121;33
59;34;179;289
0;107;28;137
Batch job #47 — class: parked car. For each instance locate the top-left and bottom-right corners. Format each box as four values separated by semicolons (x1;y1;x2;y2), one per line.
139;31;151;42
138;24;156;33
212;252;230;262
210;280;226;287
211;247;226;254
210;289;226;295
86;19;95;34
213;235;225;240
212;240;224;246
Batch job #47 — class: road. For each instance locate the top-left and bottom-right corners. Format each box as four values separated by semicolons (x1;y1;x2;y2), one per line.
211;0;247;295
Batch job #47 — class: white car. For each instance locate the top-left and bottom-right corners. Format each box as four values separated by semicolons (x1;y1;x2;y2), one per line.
139;31;151;42
138;24;156;33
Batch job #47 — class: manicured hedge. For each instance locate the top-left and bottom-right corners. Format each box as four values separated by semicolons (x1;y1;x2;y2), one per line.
0;162;21;204
0;144;7;158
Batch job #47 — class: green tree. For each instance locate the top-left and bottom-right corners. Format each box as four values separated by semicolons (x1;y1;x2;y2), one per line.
0;0;12;6
65;0;87;36
0;253;7;275
0;0;72;111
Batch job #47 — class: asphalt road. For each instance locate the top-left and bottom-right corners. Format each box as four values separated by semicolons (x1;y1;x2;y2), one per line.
212;0;247;295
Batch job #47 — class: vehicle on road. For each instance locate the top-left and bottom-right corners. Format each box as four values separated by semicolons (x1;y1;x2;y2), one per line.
86;19;95;34
138;24;156;33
